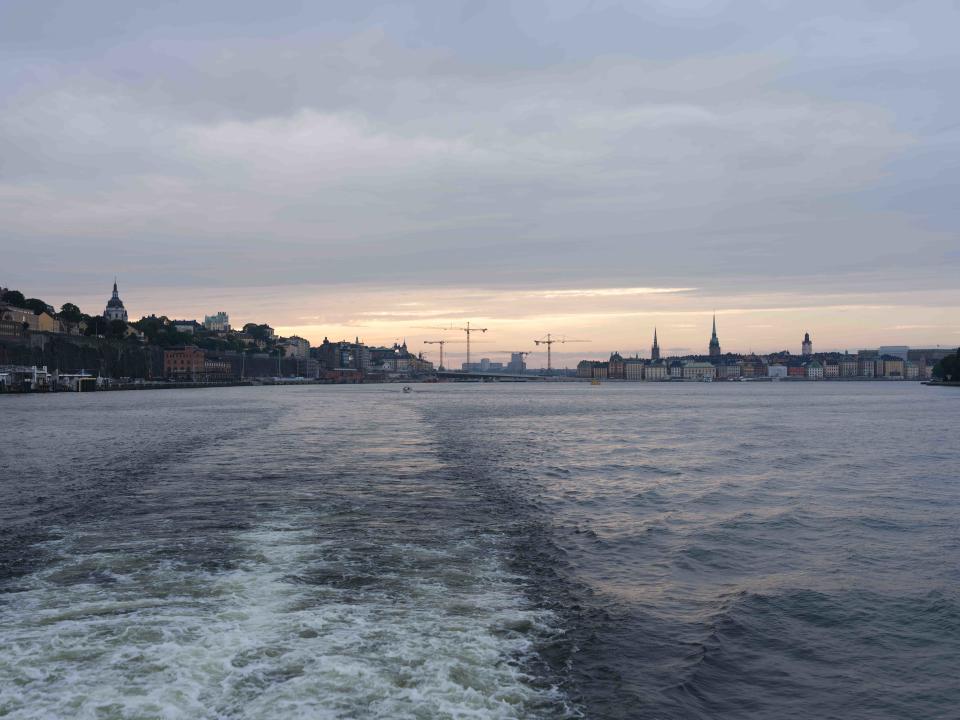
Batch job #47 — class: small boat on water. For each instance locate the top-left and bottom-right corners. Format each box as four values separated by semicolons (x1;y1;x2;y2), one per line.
402;386;412;393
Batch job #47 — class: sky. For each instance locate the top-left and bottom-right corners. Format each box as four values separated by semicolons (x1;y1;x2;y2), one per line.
2;0;958;366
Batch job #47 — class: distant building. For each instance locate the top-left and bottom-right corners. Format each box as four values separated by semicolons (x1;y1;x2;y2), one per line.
281;335;310;360
650;328;661;361
103;280;128;323
717;361;741;380
839;355;858;377
608;352;625;379
708;315;721;358
768;364;788;378
164;346;205;379
624;358;644;381
1;304;58;334
823;361;839;378
170;319;201;335
683;361;716;381
204;312;230;332
317;337;370;372
506;352;527;374
801;332;813;356
880;355;905;378
644;362;669;381
804;360;824;379
878;346;909;362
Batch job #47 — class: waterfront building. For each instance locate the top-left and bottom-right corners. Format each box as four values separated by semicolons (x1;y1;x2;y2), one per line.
608;352;625;379
576;360;594;379
738;356;767;378
103;280;128;323
839;356;858;377
644;362;669;381
593;363;609;380
823;361;839;378
163;346;206;379
683;361;716;381
203;312;230;332
669;360;685;379
203;357;232;380
905;361;920;380
858;357;876;377
768;364;788;378
317;337;370;372
802;332;813;356
804;360;824;379
651;328;661;361
0;365;51;392
717;361;741;380
708;315;721;358
624;358;644;381
881;355;905;378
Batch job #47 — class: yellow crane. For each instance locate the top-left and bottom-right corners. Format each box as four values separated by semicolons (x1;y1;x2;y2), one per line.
534;334;589;373
417;321;489;368
422;339;460;371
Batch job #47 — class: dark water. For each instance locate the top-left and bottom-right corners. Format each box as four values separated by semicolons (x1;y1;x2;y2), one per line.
1;383;958;719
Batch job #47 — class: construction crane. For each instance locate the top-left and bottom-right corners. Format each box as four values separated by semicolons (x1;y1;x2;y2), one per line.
457;321;488;366
422;340;457;370
416;321;488;367
534;333;589;373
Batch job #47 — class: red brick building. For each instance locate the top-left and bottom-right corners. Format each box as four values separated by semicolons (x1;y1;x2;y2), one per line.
164;346;205;379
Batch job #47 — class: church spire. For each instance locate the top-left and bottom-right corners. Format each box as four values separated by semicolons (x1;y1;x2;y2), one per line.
651;327;660;361
709;314;721;357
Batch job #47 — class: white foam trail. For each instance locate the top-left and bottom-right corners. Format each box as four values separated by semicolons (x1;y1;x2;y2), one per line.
0;517;571;719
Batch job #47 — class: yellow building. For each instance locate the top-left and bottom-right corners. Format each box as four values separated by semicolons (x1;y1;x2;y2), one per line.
0;305;58;333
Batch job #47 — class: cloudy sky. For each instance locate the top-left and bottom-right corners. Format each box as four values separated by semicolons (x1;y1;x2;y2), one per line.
2;0;958;365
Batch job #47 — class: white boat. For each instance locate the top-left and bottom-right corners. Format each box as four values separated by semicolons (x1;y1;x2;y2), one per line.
402;386;412;393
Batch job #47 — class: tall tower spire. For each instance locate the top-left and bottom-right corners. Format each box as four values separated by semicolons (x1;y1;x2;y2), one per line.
708;314;721;358
651;327;660;361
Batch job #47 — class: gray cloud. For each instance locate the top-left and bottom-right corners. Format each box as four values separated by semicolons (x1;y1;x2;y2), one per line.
1;0;958;306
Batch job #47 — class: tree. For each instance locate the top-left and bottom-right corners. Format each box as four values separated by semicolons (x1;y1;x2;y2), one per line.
1;289;26;307
24;298;50;314
107;319;128;340
82;314;103;336
933;349;960;381
59;303;84;324
242;323;273;341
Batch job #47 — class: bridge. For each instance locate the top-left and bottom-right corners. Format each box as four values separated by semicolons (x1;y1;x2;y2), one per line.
434;370;556;381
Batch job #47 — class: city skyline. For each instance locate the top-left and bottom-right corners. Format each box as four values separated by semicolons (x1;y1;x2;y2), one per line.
4;277;954;369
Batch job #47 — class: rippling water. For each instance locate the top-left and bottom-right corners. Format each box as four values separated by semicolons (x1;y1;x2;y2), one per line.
1;383;958;719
